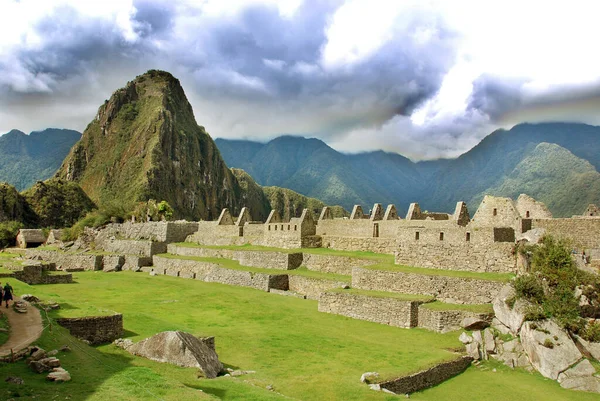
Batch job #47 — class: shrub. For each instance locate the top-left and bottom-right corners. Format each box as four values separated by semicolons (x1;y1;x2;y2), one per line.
579;321;600;342
543;339;554;349
514;274;545;304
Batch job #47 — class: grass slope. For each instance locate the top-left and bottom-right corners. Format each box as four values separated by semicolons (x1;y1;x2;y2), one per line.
0;273;595;400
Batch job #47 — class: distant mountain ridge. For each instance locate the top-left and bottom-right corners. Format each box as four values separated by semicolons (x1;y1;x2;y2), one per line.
0;128;81;190
216;122;600;217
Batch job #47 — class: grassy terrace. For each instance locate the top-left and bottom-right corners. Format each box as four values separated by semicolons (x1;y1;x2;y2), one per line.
1;272;594;401
156;253;351;282
421;301;495;313
0;313;8;346
364;263;514;282
172;242;394;262
327;288;434;302
171;243;514;282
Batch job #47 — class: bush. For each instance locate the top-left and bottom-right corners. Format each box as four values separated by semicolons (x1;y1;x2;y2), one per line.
543;339;554;349
514;274;545;304
579;321;600;342
131;200;174;222
531;236;577;287
0;221;23;249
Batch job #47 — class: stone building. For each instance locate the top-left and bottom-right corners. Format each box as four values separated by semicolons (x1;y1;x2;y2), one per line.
16;229;47;249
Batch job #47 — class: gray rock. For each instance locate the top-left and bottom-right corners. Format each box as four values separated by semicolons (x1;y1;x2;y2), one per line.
557;359;597;384
501;339;523;354
491;317;512;336
484;328;496;354
459;332;473;344
59;345;71;352
46;367;71;382
29;360;52;373
559;377;600;393
38;357;61;368
517;228;545;244
520;320;582;380
360;372;380;383
21;294;40;303
368;383;381;391
125;331;223;378
493;285;530;335
574;335;600;361
28;348;47;362
47;350;58;357
466;342;481;360
461;317;490;331
113;338;134;350
472;330;483;345
5;376;24;385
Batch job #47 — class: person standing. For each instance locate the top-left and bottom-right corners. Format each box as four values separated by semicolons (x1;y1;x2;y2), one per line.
3;282;13;308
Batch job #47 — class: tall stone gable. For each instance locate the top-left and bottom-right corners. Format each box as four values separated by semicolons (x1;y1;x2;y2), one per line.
319;207;333;220
350;205;365;220
216;209;234;225
453;202;470;227
370;203;384;221
383;204;399;220
515;194;552;219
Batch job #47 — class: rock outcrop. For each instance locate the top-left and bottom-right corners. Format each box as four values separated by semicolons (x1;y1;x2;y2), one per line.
121;331;223;378
492;284;530;335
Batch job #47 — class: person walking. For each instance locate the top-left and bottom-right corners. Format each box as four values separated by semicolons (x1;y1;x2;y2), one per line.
3;282;13;308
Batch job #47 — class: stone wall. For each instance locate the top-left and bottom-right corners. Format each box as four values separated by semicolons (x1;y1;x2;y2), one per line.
533;218;600;249
167;244;235;259
321;236;398;254
516;194;553;219
233;251;302;270
102;255;125;272
56;314;123;345
351;267;504;304
102;221;199;243
13;265;73;285
103;239;167;257
152;256;289;292
26;250;102;271
318;291;423;328
122;256;153;271
380;356;473;394
417;306;493;333
301;253;378;275
394;242;515;273
288;276;348;300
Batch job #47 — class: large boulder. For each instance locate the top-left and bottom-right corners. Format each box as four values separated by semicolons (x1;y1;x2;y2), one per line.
520;321;582;380
493;284;530;335
558;359;600;393
126;331;223;378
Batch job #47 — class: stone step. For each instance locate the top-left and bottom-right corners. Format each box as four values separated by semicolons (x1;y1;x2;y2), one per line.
351;266;505;304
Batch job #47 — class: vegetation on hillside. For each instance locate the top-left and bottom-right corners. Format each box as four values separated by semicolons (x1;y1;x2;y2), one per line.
263;186;348;220
473;143;600;217
0;182;35;224
0;220;23;248
513;236;600;340
0;128;81;191
22;179;96;228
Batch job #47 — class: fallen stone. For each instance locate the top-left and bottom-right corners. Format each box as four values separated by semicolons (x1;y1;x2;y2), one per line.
230;370;255;377
493;285;530;335
28;348;47;362
113;338;134;350
59;345;71;352
47;350;58;357
557;359;597;384
368;383;381;391
38;357;61;368
5;376;24;385
459;332;472;344
360;372;380;383
461;317;490;331
520;320;582;380
46;367;71;382
125;331;223;378
20;294;40;303
29;360;52;373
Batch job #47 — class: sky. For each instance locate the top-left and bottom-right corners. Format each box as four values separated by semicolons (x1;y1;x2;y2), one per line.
1;0;600;160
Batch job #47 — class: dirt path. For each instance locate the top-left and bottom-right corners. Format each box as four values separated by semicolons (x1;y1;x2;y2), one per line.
0;297;44;356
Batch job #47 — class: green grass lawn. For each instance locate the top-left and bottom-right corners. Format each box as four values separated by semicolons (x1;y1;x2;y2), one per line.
421;301;495;313
0;272;594;401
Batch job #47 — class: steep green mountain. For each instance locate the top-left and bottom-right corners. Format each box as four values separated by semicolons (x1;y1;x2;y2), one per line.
216;123;600;216
56;70;272;221
0;128;81;190
472;143;600;217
